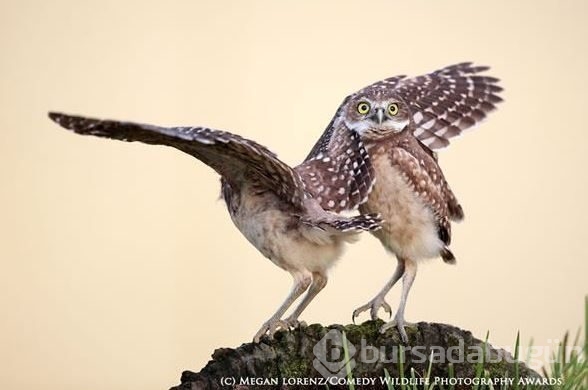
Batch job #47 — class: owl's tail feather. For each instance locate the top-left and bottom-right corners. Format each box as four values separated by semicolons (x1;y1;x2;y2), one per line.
441;247;456;265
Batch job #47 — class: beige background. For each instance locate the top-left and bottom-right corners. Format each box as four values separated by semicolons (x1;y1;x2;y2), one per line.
1;1;587;389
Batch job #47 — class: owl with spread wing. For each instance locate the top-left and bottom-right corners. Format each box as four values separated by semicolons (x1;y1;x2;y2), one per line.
49;112;381;342
306;62;503;342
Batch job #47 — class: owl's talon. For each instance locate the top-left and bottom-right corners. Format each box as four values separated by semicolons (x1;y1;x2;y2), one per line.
253;318;290;343
381;301;393;319
282;316;307;329
352;297;393;323
380;317;416;343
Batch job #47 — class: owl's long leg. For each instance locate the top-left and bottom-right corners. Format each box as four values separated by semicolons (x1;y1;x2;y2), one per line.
283;272;328;327
381;258;417;343
352;259;406;322
253;272;311;343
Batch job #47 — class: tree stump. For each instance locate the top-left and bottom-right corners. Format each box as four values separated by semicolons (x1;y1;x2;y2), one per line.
172;320;543;389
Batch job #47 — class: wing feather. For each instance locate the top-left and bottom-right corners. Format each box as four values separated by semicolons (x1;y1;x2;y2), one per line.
394;62;503;148
298;120;375;212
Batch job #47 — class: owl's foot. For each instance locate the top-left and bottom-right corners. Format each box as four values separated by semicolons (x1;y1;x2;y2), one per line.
282;316;307;329
253;318;290;343
380;316;416;343
352;297;392;323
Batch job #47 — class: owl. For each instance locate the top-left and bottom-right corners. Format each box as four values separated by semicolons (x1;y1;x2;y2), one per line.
49;113;381;343
306;62;503;342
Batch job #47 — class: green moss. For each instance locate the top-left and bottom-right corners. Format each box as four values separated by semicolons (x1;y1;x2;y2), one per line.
305;323;326;338
278;355;309;378
343;320;385;341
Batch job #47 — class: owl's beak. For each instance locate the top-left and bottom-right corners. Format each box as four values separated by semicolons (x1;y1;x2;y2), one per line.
371;108;385;125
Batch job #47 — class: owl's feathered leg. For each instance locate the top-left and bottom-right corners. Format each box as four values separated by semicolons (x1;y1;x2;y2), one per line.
253;271;311;343
283;272;328;327
381;258;417;343
352;259;405;322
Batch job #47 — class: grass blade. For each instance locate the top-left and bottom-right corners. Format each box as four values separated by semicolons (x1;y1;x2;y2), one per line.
398;346;406;390
514;331;520;390
425;350;434;390
384;368;395;390
341;331;355;390
448;362;455;390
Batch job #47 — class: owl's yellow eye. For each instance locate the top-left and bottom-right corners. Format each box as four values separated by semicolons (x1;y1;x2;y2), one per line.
357;102;371;115
387;103;399;116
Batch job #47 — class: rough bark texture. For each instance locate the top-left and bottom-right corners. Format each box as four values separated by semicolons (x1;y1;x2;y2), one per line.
172;320;542;390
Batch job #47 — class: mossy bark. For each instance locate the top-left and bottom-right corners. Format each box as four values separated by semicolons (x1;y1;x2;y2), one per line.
172;320;543;390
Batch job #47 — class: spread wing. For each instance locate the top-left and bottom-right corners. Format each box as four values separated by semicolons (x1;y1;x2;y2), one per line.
297;117;375;212
385;62;503;148
49;112;307;208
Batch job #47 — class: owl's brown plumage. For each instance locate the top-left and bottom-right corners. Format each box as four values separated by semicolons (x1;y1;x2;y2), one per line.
49;112;381;342
305;63;503;342
363;131;462;263
296;126;375;212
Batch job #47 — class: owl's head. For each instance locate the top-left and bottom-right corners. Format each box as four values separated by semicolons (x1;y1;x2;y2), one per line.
342;90;411;139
